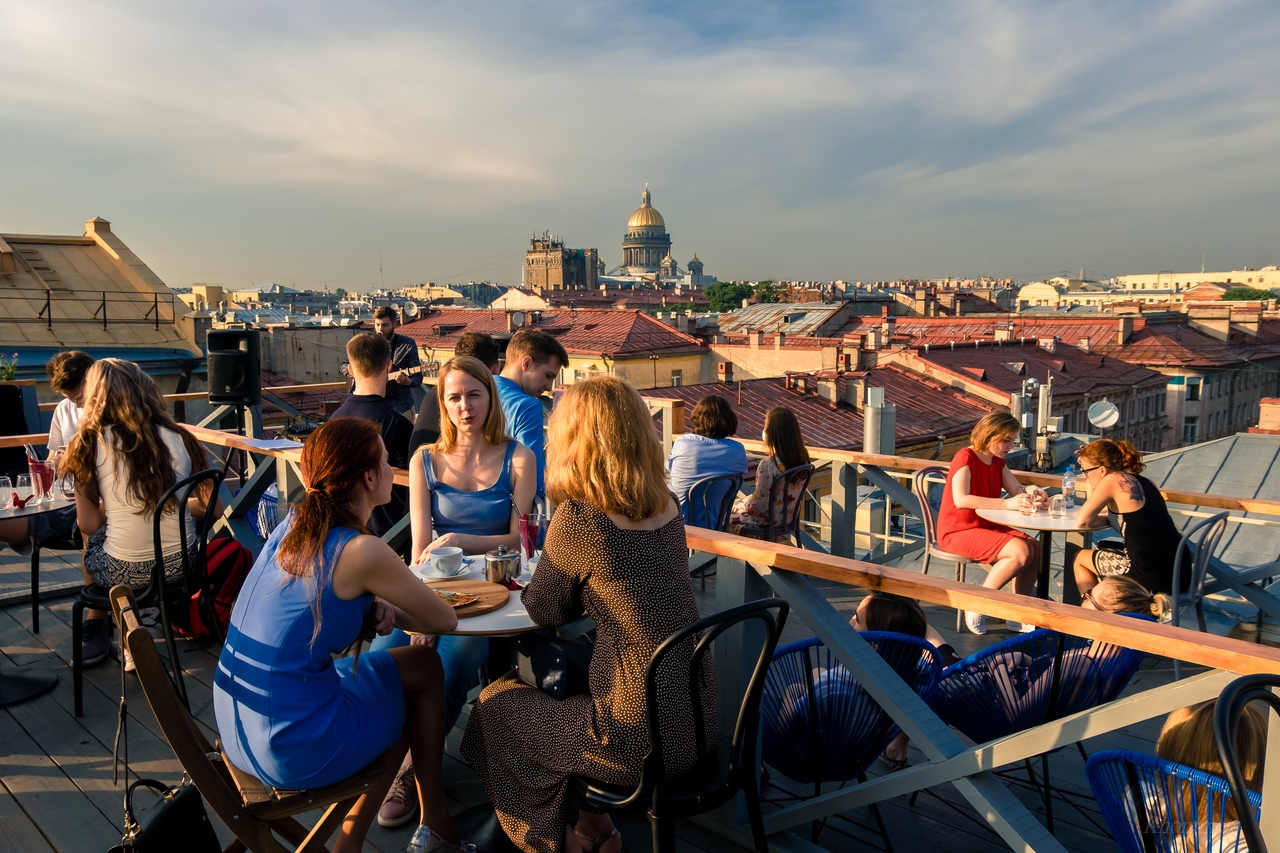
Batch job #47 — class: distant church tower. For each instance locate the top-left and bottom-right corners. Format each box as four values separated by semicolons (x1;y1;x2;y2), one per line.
621;184;673;276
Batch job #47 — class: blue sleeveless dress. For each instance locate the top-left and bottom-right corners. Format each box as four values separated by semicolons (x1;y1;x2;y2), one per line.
426;440;518;537
213;521;405;789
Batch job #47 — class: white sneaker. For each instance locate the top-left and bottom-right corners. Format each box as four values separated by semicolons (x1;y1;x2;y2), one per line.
1006;620;1037;634
965;611;987;635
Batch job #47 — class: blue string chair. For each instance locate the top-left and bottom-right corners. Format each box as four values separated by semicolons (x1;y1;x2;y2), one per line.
684;473;743;588
760;633;943;849
1086;749;1262;853
921;622;1150;831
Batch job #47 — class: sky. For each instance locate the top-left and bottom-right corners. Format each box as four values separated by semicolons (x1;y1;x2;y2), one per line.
2;0;1279;291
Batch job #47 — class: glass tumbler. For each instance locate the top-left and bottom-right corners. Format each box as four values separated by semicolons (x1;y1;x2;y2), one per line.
0;477;11;510
1049;495;1066;519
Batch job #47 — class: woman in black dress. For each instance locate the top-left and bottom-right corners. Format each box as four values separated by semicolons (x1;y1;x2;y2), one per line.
461;375;715;853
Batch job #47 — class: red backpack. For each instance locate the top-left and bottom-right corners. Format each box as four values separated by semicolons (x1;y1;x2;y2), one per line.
173;535;252;643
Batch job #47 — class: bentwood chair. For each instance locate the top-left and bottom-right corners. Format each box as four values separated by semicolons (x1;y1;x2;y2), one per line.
1214;673;1278;853
1086;749;1263;853
572;598;789;853
1170;512;1230;680
911;465;981;631
923;622;1150;831
738;463;815;547
111;585;385;853
760;633;943;849
71;468;225;716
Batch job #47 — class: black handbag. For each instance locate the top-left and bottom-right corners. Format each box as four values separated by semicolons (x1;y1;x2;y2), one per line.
514;633;591;701
107;778;221;853
1095;538;1127;554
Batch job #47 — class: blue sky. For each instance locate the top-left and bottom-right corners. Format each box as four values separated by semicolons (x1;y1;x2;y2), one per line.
2;0;1278;290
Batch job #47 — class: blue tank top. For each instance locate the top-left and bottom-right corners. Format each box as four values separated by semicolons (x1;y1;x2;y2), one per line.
425;440;518;537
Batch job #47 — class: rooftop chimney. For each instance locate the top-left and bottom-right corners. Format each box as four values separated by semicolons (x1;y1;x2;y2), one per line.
1117;317;1134;346
775;331;786;349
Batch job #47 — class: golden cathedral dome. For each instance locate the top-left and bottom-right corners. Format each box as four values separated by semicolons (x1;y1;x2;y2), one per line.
627;183;666;229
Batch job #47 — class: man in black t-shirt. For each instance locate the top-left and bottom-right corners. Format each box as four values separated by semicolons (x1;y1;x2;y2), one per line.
332;332;412;538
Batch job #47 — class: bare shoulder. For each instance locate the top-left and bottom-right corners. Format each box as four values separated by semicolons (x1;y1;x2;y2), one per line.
509;441;535;466
339;532;398;567
1115;473;1145;503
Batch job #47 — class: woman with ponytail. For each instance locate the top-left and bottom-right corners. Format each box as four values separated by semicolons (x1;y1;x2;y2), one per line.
1073;438;1186;598
1081;575;1173;621
213;418;471;853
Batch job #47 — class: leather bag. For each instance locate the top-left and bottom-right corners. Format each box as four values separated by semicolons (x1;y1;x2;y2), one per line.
514;633;591;701
106;778;221;853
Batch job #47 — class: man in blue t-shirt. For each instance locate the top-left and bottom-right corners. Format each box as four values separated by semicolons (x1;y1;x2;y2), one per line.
495;328;568;498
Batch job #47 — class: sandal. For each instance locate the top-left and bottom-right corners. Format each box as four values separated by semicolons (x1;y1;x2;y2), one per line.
879;750;909;773
574;828;621;853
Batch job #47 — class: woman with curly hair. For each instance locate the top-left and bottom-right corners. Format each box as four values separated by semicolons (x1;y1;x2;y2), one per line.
60;358;213;667
1072;438;1185;597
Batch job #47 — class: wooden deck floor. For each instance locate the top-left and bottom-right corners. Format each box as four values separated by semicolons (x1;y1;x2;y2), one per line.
0;546;1208;853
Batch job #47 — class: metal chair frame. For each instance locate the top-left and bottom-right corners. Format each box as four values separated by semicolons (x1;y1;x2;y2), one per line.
70;467;225;715
685;473;743;588
572;598;789;853
1170;511;1230;679
912;465;981;631
739;462;815;547
1214;673;1278;853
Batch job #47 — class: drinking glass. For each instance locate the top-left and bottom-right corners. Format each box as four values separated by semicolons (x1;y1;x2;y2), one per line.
1019;493;1035;516
14;474;33;508
1049;495;1066;519
0;477;11;510
28;456;55;503
519;512;548;575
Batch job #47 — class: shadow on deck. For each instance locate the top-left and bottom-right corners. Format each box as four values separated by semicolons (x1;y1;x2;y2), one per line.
0;546;1210;853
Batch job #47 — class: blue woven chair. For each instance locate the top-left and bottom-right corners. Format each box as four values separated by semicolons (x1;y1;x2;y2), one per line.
922;622;1150;831
760;633;943;849
685;473;743;588
1086;749;1262;853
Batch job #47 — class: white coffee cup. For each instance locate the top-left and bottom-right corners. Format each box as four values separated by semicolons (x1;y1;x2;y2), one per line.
425;546;464;578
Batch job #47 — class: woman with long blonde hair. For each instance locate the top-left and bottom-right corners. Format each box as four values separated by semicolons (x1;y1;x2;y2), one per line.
213;418;468;853
61;358;212;666
462;375;715;853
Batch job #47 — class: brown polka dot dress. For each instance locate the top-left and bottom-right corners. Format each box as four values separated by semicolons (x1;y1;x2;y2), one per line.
460;500;717;853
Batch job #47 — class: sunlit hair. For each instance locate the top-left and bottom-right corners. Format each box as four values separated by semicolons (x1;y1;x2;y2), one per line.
970;411;1021;453
346;332;391;377
763;406;810;471
546;375;670;520
690;395;738;439
279;418;384;643
506;327;568;368
61;358;206;514
46;350;94;395
1091;575;1171;620
1079;438;1145;475
859;592;928;639
434;356;507;453
1157;699;1266;828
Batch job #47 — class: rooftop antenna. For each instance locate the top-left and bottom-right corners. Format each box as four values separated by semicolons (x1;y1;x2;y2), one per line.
1201;253;1206;274
379;250;385;290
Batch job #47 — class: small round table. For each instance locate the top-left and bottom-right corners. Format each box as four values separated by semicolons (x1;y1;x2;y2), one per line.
0;495;74;707
975;506;1111;605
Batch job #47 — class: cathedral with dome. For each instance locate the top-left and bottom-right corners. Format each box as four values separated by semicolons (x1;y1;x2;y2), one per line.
615;184;711;286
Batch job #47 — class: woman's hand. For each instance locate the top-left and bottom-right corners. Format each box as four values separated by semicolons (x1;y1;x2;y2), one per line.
1025;485;1049;507
1003;493;1032;511
369;597;396;636
418;533;464;563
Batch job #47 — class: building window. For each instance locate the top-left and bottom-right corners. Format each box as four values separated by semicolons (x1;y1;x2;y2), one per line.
670;370;682;387
1183;417;1199;444
1186;380;1201;402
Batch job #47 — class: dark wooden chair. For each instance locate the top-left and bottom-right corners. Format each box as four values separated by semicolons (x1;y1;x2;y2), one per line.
71;468;224;715
572;598;789;853
111;584;385;853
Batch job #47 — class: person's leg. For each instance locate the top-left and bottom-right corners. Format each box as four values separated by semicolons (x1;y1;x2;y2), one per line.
332;644;461;852
1073;548;1101;596
983;536;1038;596
574;812;621;853
0;516;27;547
437;635;489;732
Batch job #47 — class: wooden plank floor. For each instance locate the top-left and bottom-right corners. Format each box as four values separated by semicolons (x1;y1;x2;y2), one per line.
0;546;1222;853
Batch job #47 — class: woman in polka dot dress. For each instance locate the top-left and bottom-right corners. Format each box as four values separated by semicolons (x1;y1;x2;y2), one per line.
461;375;716;853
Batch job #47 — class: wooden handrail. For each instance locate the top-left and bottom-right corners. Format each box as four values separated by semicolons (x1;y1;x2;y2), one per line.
684;528;1280;676
0;433;49;450
181;424;412;487
36;381;350;412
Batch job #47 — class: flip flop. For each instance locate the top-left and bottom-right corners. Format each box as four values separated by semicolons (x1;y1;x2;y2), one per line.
575;827;620;853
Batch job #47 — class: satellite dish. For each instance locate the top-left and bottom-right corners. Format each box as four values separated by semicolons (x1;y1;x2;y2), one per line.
403;301;419;318
1088;400;1120;430
511;311;526;327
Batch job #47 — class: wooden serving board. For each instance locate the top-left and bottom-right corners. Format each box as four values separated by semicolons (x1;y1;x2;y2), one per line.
425;578;510;618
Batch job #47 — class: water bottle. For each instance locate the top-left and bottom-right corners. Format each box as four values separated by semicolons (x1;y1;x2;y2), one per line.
1061;465;1076;508
407;826;430;853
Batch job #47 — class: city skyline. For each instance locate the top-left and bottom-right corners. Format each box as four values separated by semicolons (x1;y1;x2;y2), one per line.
2;1;1278;291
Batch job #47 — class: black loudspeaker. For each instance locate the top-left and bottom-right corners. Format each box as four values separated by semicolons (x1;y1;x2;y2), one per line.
207;329;262;406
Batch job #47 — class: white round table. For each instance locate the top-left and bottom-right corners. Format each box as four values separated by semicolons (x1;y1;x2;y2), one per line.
411;557;541;637
975;506;1111;604
0;493;75;520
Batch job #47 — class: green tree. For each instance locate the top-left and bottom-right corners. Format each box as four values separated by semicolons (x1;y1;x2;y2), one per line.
1220;287;1274;301
754;279;779;303
706;281;754;312
333;287;348;299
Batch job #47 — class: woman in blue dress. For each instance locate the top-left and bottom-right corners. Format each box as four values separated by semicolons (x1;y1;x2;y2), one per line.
373;355;537;830
213;417;468;853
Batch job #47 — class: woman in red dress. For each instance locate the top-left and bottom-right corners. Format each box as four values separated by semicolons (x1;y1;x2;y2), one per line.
937;411;1047;635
